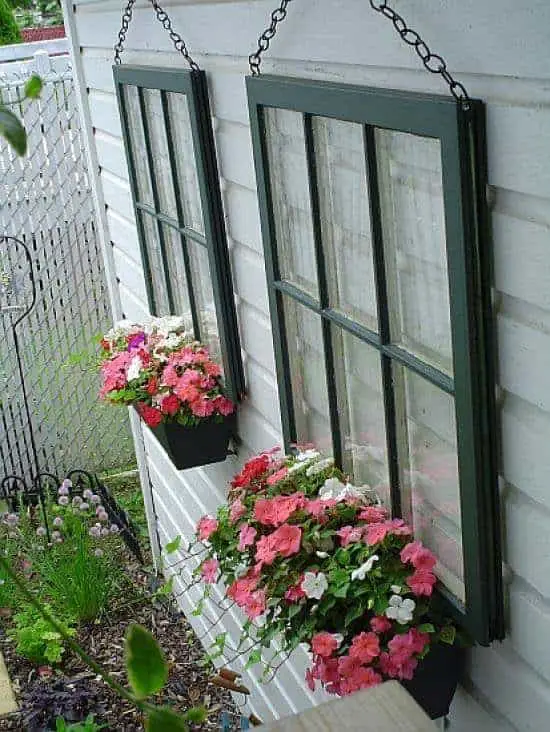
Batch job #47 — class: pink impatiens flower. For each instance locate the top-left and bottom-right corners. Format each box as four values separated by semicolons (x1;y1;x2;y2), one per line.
370;615;392;633
336;525;364;547
238;524;257;551
197;515;218;541
407;568;437;596
255;524;302;565
358;506;388;523
400;541;437;571
364;522;391;546
266;467;288;485
201;558;219;583
244;589;266;619
229;498;247;523
311;632;339;658
348;632;380;664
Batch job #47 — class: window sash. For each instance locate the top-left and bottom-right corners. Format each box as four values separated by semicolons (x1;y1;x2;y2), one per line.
247;74;502;644
114;65;244;403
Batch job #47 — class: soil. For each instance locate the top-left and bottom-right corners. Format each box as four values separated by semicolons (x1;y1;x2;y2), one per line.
0;562;244;731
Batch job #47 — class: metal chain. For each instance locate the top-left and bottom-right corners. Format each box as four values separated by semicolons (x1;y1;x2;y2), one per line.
249;0;292;76
368;1;470;107
114;0;199;71
248;0;470;107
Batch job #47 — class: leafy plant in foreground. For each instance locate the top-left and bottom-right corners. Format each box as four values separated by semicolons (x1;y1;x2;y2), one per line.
55;714;105;731
9;603;76;664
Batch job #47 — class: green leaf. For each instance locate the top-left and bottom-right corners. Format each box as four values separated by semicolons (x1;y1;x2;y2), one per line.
125;624;168;699
344;603;365;627
439;625;456;645
333;582;350;598
0;107;27;156
185;706;208;723
145;707;188;731
245;649;262;670
418;623;436;634
164;536;181;554
156;576;174;597
24;75;43;99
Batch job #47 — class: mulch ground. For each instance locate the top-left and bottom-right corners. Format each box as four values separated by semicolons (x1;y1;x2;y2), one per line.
0;562;243;731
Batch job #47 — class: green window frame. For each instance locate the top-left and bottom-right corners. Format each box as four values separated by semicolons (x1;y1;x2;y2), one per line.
113;65;244;403
247;74;503;644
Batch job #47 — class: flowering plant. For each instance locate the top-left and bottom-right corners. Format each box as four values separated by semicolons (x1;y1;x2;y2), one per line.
192;449;459;697
98;317;235;429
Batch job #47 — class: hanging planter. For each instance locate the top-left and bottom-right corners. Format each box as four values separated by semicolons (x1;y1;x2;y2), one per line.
146;413;236;470
401;641;464;719
99;317;236;470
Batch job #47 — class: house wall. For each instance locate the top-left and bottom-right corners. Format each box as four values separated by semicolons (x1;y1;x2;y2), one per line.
63;1;550;729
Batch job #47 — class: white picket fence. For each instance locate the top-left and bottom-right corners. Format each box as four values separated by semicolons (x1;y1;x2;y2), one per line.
0;44;135;480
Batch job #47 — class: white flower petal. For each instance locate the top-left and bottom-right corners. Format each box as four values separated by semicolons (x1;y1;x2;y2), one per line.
390;585;402;594
388;594;402;607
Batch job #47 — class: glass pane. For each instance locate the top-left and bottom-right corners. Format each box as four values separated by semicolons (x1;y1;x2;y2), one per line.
161;224;194;333
376;130;453;375
333;328;390;506
313;117;378;331
142;88;177;219
282;297;331;452
187;240;221;364
123;85;153;206
264;108;318;298
141;213;170;315
394;365;465;602
165;92;204;235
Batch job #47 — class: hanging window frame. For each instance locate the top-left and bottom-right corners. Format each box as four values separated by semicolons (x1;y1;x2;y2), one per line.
113;65;245;403
247;74;503;645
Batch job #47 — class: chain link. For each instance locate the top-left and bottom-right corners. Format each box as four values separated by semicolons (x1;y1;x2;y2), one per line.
368;1;470;107
249;0;292;76
114;0;199;71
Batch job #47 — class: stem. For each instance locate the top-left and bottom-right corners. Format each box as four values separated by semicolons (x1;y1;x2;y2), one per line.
0;555;146;712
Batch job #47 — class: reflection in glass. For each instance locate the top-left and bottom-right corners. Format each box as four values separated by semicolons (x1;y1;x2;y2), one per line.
282;297;331;451
264;108;318;298
333;328;390;506
142;88;177;219
377;130;453;375
188;240;221;365
313;117;378;330
161;224;193;332
165;92;204;234
123;86;153;206
394;365;464;602
140;213;170;315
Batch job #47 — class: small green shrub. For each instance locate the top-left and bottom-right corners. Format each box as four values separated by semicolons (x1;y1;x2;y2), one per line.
0;0;21;45
55;715;105;732
9;603;76;664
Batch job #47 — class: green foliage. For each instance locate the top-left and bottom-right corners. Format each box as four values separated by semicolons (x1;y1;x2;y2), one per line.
31;510;126;623
146;707;189;731
0;107;26;154
24;74;43;99
125;624;168;700
55;715;105;732
0;0;21;45
9;603;76;664
164;535;181;554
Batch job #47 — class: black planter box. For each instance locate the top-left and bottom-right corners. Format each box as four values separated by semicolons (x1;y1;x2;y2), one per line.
401;642;464;719
148;414;236;470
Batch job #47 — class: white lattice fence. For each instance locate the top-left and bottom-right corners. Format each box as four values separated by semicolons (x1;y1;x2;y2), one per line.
0;46;135;481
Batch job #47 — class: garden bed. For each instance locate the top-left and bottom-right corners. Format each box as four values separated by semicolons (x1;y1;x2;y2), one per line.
0;477;241;731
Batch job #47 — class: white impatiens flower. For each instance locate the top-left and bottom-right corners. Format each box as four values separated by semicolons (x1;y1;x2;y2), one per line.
391;585;402;595
126;355;142;382
150;315;186;335
301;571;328;600
351;554;379;581
288;449;321;474
306;457;334;477
315;551;329;559
318;477;347;500
385;595;416;625
333;634;344;647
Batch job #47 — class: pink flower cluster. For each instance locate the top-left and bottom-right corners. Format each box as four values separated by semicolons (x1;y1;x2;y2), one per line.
99;327;234;428
307;624;430;696
401;540;437;597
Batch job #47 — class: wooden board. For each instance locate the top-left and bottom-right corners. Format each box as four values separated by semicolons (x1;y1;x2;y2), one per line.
258;681;435;731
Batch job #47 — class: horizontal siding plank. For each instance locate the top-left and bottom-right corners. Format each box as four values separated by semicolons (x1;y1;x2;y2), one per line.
118;281;149;321
100;169;134;221
106;209;141;260
95;130;129;181
224;183;262;253
506;493;550;599
88;89;121;138
112;246;147;300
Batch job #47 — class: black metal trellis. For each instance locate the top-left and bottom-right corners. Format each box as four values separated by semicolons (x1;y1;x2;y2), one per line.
0;236;143;561
248;0;471;107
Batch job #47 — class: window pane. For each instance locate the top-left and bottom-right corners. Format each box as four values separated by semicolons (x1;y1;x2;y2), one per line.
142;88;177;220
161;224;193;332
140;212;170;315
187;240;221;363
123;86;153;206
165;93;204;234
333;328;389;506
282;297;331;451
264;108;318;298
376;130;453;375
313;117;378;331
394;365;465;602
